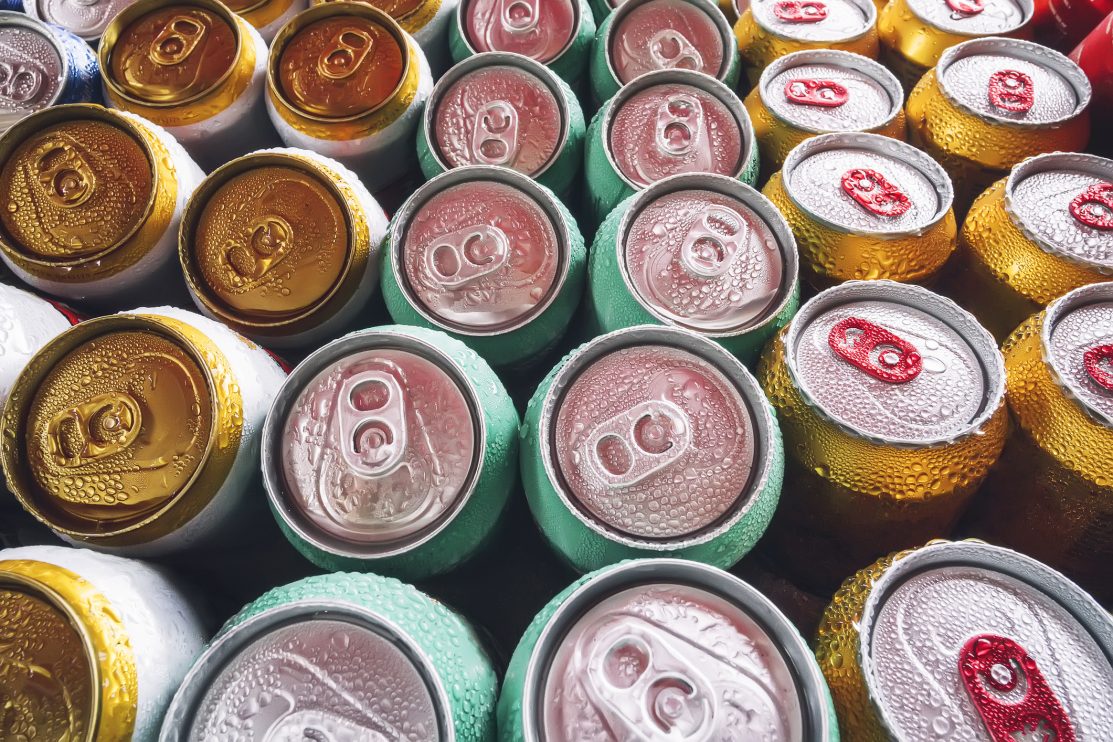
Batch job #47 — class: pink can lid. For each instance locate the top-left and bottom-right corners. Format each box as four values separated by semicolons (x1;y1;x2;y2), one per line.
461;0;579;63
608;0;727;85
31;0;133;39
0;19;62;128
750;0;874;42
1044;284;1113;427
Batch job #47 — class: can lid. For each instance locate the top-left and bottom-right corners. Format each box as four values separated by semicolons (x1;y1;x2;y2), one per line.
459;0;580;64
30;0;133;40
859;541;1113;742
904;0;1032;36
750;0;876;43
759;50;903;135
1004;152;1113;275
0;13;66;132
391;166;569;336
936;37;1091;127
522;559;834;741
606;0;732;86
780;132;953;236
785;280;1005;446
313;0;430;24
618;173;798;336
1043;283;1113;428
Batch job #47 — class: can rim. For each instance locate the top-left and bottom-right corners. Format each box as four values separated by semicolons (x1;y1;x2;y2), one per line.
857;540;1113;739
935;36;1092;128
1003;151;1113;277
901;0;1033;37
387;164;573;337
420;51;572;180
0;104;160;270
600;68;756;193
757;49;904;135
519;558;835;741
98;0;247;110
1041;282;1113;429
260;327;489;560
779;131;954;236
158;599;456;742
783;279;1007;447
453;0;586;65
0;11;73;114
613;171;800;338
752;0;877;43
536;324;779;548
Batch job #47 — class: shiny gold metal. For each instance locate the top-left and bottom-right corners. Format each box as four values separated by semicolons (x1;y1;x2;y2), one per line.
227;0;303;34
308;0;441;37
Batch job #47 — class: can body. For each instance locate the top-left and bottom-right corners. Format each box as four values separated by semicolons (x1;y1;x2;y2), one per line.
229;0;308;42
1070;11;1113;144
160;572;498;742
0;544;207;742
23;0;133;42
0;284;77;407
1039;0;1113;50
0;104;204;308
311;0;459;73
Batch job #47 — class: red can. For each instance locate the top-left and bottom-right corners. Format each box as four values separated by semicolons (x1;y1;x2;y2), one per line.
1041;0;1113;50
1070;9;1113;148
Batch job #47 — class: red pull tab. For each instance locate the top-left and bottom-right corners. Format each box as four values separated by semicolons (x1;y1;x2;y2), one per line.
43;297;84;326
841;168;912;217
959;635;1076;742
1069;183;1113;230
773;0;828;22
1084;344;1113;391
945;0;984;14
988;70;1034;113
827;317;923;383
784;78;849;107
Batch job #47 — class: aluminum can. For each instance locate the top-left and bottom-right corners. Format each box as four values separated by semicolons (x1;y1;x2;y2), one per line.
498;559;838;741
944;152;1113;341
311;0;459;74
734;0;879;87
179;147;389;350
967;284;1113;602
585;68;759;228
267;3;434;193
228;0;307;42
160;571;498;742
1069;11;1113;140
0;12;100;136
1;306;286;557
589;173;800;363
522;325;784;573
261;325;519;579
450;0;595;86
814;539;1113;741
99;0;277;172
588;0;741;105
756;280;1007;592
878;0;1034;91
0;283;78;408
1039;0;1113;50
745;49;906;173
23;0;132;43
0;103;204;308
418;51;585;196
382;165;586;368
763;132;956;287
0;544;207;742
907;37;1092;214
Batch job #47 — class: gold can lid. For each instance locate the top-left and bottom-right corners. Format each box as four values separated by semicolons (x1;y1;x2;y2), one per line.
316;0;428;22
0;118;154;262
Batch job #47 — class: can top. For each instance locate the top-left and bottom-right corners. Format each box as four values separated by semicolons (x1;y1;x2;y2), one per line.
758;50;903;135
858;541;1113;741
459;0;581;64
1043;283;1113;428
0;13;66;132
936;37;1091;127
28;0;133;40
750;0;876;43
522;559;834;741
904;0;1032;36
1005;152;1113;275
390;166;570;336
605;69;754;191
784;280;1005;445
780;132;953;236
605;0;733;86
263;328;484;559
618;173;798;336
312;0;431;26
425;52;570;178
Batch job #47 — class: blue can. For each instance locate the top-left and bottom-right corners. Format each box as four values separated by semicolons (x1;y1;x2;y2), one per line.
0;0;20;11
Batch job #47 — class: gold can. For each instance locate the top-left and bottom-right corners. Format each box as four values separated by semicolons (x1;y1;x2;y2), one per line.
763;132;956;287
0;103;204;308
734;0;879;87
308;0;457;73
227;0;307;42
906;37;1092;214
756;280;1007;592
944;152;1113;341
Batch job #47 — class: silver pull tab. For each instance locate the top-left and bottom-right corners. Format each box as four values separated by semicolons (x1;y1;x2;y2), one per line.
583;400;691;489
425;224;510;289
337;370;407;478
500;0;540;33
679;205;748;279
655;93;704;157
0;61;44;104
647;29;704;72
471;100;519;166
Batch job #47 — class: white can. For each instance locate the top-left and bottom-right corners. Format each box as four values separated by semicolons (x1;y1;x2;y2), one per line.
228;0;308;42
0;283;77;407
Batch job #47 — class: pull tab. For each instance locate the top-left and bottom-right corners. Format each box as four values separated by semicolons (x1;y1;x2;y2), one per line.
841;168;912;218
1084;344;1113;391
679;205;749;278
150;15;207;66
772;0;828;22
959;635;1076;742
1068;183;1113;230
0;62;45;104
337;370;407;478
584;400;691;488
988;70;1034;113
500;0;540;33
33;140;97;209
47;392;143;467
426;224;510;289
784;78;849;107
655;94;704;157
471;101;519;166
224;216;294;281
945;0;984;14
647;30;704;71
318;29;373;80
828;317;923;383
